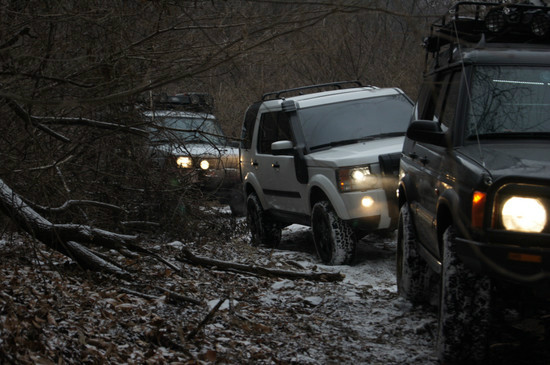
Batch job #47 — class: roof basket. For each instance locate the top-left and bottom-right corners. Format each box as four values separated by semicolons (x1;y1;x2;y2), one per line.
140;92;214;113
424;1;550;55
261;81;366;101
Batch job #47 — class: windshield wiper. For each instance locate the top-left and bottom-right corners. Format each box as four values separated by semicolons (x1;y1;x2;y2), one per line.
375;131;406;138
310;132;405;151
310;137;376;151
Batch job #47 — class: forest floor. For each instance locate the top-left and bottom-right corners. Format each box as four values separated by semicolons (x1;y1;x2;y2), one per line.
0;208;549;364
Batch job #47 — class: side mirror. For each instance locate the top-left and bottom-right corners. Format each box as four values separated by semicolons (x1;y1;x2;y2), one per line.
406;120;446;146
271;140;294;155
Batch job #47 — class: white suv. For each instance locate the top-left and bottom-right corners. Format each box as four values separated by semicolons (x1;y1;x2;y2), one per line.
240;82;413;264
145;94;243;215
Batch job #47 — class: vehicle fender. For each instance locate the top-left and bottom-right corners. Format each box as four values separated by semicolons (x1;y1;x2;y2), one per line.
307;174;350;219
242;172;269;209
398;172;413;207
436;188;462;245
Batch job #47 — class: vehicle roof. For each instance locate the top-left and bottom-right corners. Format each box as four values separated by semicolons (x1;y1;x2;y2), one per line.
143;110;216;120
260;87;407;110
460;44;550;65
428;43;550;73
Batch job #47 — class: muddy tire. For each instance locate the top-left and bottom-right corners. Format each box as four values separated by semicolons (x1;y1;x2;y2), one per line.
311;201;356;265
436;226;491;364
396;204;433;304
246;193;281;248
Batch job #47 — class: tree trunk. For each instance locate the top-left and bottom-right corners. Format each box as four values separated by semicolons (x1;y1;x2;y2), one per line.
0;178;134;273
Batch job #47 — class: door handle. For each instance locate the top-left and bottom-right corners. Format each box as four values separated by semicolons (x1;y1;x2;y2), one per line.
272;162;280;169
420;156;428;164
252;160;259;167
409;151;418;159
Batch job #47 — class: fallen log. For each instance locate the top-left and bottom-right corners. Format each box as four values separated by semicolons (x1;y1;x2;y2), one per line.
178;248;345;282
0;178;136;273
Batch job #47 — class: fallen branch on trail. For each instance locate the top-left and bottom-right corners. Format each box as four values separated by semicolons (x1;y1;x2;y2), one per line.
187;297;227;341
178;248;345;282
0;178;138;274
120;287;202;306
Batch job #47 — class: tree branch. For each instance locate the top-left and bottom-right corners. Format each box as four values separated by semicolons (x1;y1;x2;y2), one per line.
178;248;345;282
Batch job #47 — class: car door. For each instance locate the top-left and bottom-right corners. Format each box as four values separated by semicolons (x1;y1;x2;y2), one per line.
407;70;461;258
254;110;307;214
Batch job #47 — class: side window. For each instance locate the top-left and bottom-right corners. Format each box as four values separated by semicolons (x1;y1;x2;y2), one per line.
439;71;461;131
417;75;441;121
257;111;291;154
241;102;261;149
419;71;461;132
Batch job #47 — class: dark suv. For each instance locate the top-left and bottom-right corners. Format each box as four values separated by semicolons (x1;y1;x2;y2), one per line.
397;2;550;363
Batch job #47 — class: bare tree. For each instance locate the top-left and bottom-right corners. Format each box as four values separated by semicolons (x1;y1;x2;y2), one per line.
0;0;437;271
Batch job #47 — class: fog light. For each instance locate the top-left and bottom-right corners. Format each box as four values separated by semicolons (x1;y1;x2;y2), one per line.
362;196;374;208
485;9;506;33
176;156;192;168
200;160;210;170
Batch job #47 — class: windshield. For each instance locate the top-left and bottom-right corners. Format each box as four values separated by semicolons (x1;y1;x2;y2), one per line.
299;94;413;150
149;116;226;145
467;66;550;139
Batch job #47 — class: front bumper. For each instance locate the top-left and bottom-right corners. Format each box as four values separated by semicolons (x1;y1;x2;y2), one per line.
339;188;398;230
199;168;240;191
456;237;550;296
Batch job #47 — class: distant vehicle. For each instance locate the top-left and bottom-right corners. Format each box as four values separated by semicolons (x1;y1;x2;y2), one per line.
397;2;550;363
240;81;413;265
146;93;244;215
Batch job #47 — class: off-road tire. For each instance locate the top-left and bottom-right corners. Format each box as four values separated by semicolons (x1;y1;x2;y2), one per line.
246;193;281;248
311;201;356;265
396;204;433;304
436;226;491;364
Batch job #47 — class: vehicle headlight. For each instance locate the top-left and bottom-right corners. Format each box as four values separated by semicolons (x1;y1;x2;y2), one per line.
337;165;378;192
501;197;547;233
200;159;210;170
176;156;192;168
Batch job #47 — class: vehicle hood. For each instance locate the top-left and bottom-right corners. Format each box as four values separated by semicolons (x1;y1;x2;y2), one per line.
155;142;236;157
460;142;550;180
306;136;405;168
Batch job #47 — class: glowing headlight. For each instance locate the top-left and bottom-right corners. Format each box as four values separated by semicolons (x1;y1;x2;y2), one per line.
501;197;547;233
361;196;374;208
338;166;377;192
176;156;192;168
200;160;210;170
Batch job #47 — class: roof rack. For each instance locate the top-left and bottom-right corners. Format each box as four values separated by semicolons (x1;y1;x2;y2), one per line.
261;81;366;101
140;92;214;113
424;1;550;54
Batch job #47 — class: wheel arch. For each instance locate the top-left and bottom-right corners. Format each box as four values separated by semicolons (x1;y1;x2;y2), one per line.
307;174;347;218
243;173;267;208
309;185;330;210
398;178;409;209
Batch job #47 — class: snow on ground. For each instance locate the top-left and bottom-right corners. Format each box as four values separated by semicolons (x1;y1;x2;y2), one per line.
1;213;548;364
253;224;439;364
